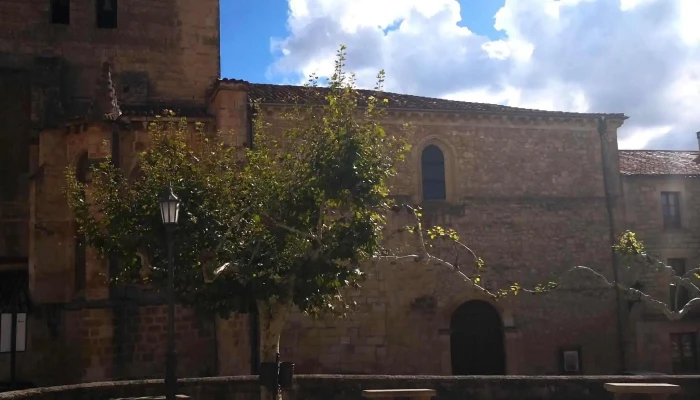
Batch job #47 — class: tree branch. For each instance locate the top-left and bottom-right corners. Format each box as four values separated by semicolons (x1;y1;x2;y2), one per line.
380;204;700;321
553;265;700;321
643;256;700;296
273;220;321;244
200;205;254;283
379;252;497;298
316;195;325;242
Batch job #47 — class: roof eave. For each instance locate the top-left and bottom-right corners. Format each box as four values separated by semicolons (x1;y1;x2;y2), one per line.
621;173;700;178
254;101;627;121
120;115;215;123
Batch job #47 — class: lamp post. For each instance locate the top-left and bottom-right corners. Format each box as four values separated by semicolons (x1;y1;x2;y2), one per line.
159;185;181;400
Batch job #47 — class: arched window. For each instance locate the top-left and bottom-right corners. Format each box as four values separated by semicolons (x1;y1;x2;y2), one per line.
76;153;89;184
96;0;118;29
421;145;446;200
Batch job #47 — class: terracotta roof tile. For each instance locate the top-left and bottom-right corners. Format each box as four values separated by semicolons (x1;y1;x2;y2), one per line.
619;150;700;176
216;79;627;119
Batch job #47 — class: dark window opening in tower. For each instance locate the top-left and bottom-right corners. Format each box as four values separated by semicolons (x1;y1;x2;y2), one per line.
51;0;70;25
96;0;118;29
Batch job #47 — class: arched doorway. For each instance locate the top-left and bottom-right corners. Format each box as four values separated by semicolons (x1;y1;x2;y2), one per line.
450;300;506;375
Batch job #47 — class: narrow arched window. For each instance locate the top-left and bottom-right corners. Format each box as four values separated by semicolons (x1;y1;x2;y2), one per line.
421;144;446;201
96;0;118;29
76;153;89;184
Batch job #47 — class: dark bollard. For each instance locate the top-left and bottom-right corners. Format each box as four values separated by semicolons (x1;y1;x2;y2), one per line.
279;362;295;390
259;358;280;391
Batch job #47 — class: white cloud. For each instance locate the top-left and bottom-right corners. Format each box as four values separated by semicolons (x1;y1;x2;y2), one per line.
269;0;700;150
677;0;700;46
617;125;673;149
618;0;653;11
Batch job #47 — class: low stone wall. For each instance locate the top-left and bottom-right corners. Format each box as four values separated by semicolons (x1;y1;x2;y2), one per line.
1;375;698;400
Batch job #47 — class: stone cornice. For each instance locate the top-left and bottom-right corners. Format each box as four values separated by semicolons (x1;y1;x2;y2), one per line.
257;103;625;131
119;115;215;123
206;79;627;129
622;174;700;180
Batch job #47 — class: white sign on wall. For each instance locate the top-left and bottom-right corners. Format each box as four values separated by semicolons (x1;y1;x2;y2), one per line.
0;313;27;353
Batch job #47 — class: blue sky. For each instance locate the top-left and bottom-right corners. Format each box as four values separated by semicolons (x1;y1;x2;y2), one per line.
218;0;700;151
221;0;506;83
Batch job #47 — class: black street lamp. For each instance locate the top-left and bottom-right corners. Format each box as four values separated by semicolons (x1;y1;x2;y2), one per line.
159;185;181;400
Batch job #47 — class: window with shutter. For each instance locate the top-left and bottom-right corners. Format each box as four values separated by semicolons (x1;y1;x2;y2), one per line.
670;332;698;373
661;192;681;229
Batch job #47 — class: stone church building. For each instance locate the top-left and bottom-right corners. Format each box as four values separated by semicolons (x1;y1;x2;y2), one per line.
1;0;699;387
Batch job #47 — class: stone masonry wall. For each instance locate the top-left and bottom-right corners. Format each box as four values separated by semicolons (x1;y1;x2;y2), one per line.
0;0;219;102
0;70;31;261
620;175;700;373
6;117;224;385
1;0;220;342
30;124;113;304
245;104;627;375
109;305;217;380
621;175;700;303
30;117;214;304
0;304;218;386
216;314;253;376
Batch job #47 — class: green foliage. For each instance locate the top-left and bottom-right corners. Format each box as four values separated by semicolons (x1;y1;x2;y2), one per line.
613;230;646;257
426;226;460;242
66;46;409;318
614;230;700;280
66;115;255;314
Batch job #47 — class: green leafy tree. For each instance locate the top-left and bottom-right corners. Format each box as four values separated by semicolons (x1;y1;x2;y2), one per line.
66;46;408;399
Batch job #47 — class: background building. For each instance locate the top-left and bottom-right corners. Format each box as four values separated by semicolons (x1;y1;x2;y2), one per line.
619;148;700;374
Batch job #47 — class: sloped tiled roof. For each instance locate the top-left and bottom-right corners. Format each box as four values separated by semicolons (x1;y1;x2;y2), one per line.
216;79;627;119
619;150;700;176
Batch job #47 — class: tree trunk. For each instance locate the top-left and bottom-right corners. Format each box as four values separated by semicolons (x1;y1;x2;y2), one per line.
257;298;292;400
